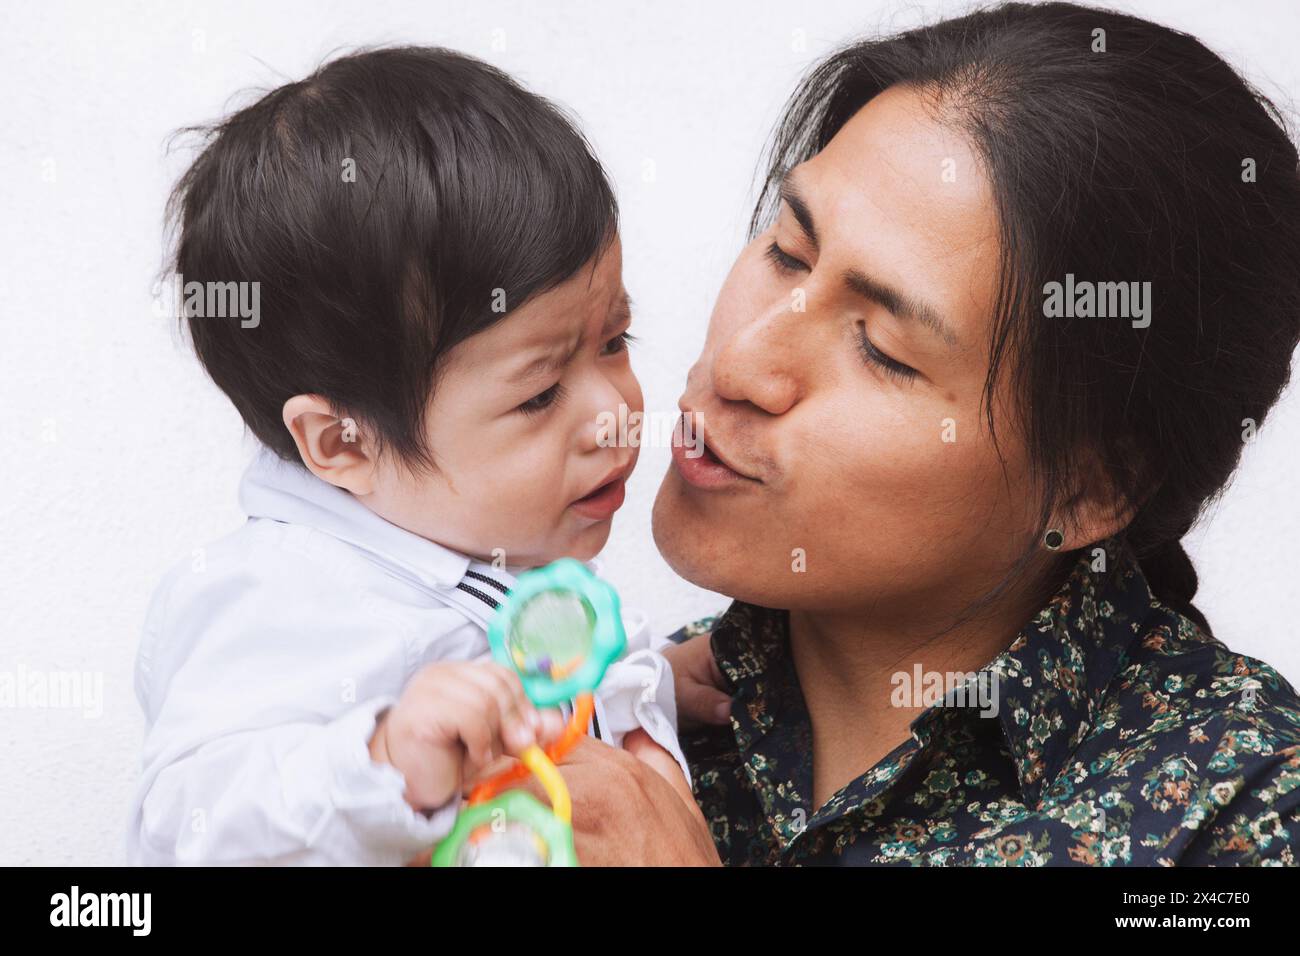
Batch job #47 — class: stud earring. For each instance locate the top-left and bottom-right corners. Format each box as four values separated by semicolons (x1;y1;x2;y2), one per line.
1043;528;1065;551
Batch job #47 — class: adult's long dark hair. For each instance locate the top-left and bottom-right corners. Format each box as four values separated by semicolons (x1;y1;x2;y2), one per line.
752;3;1300;634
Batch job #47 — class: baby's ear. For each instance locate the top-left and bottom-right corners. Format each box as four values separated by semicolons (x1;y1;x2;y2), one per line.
281;394;376;494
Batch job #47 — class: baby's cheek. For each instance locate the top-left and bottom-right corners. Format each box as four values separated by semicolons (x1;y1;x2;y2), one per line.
483;491;555;547
486;467;574;557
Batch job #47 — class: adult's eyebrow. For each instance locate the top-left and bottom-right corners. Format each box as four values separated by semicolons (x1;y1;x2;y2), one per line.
512;289;634;383
778;176;819;249
843;269;959;349
779;171;959;350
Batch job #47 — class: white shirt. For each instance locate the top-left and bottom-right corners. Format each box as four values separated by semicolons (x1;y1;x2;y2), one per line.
125;446;686;866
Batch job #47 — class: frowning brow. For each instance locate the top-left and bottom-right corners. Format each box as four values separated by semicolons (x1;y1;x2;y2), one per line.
513;289;633;383
604;289;632;332
779;171;959;349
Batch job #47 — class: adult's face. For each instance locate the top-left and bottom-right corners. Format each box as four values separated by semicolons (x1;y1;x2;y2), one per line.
653;85;1046;621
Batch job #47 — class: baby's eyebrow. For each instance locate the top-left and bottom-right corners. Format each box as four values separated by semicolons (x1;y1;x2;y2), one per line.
603;289;632;332
511;291;632;384
512;343;576;384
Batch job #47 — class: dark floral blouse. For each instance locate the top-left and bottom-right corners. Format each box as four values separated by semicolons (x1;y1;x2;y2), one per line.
668;540;1300;866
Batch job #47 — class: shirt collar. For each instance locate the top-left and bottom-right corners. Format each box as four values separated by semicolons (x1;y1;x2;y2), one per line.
237;444;474;592
709;535;1159;810
978;537;1157;805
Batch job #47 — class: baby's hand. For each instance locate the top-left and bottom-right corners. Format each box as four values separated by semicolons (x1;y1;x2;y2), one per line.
369;661;565;812
662;633;732;728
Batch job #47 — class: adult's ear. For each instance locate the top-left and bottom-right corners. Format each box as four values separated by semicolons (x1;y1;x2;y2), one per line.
281;394;375;495
1048;446;1138;550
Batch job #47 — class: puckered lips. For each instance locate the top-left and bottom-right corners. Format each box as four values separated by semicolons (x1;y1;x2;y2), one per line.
670;414;760;490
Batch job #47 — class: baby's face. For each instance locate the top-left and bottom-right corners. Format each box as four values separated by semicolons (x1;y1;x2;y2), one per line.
366;236;642;566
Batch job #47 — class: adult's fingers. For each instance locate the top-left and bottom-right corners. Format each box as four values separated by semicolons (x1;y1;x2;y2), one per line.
680;679;734;726
622;728;696;809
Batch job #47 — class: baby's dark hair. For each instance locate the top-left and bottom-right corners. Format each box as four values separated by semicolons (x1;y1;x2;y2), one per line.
164;46;618;471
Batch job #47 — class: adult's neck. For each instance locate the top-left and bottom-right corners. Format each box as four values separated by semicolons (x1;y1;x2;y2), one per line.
786;572;1053;807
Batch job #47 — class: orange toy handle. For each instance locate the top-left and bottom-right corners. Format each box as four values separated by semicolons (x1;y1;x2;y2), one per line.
467;692;594;806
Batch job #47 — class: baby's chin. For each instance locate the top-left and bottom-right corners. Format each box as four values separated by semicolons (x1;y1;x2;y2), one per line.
483;509;618;569
549;515;615;564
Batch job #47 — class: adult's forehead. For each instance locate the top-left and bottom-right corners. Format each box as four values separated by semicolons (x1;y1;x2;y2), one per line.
791;88;1002;343
805;87;992;228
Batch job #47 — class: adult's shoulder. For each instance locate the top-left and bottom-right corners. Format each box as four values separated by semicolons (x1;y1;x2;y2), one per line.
1117;605;1300;864
1121;602;1300;741
664;611;728;645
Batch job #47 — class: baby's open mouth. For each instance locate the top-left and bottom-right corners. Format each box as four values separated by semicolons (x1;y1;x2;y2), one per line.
576;478;618;502
570;470;630;520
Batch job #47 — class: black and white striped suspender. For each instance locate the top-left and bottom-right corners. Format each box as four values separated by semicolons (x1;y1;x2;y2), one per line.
455;568;509;611
451;564;604;741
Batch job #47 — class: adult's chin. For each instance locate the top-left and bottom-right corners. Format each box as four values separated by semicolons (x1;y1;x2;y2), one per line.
651;467;749;599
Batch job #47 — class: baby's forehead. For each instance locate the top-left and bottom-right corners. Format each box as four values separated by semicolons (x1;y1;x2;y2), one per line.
451;283;631;378
511;283;630;344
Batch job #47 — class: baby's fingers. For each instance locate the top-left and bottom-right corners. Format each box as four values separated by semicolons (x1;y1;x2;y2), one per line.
458;662;539;755
534;707;566;746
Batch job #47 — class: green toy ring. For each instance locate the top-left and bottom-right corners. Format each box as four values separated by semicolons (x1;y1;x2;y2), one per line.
485;557;626;708
430;790;577;867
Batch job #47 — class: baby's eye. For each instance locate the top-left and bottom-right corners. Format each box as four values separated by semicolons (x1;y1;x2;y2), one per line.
517;381;567;416
600;330;636;356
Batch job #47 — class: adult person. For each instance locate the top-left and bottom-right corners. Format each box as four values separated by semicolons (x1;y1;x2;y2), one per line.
534;1;1300;866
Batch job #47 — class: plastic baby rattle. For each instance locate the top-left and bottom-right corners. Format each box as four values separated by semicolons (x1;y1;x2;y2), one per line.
430;558;626;867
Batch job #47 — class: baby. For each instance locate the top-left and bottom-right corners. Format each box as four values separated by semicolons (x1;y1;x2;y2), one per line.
127;46;691;865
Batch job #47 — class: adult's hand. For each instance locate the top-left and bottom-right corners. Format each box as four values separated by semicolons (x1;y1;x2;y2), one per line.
410;733;722;866
526;734;721;866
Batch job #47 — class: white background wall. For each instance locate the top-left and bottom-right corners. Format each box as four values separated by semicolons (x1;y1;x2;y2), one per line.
2;0;1297;865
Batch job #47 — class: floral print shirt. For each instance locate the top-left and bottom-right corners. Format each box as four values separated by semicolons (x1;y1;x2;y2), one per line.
668;540;1300;866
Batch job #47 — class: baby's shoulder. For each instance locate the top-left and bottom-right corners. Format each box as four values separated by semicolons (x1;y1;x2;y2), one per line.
141;517;481;671
148;517;373;620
